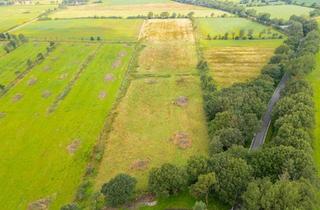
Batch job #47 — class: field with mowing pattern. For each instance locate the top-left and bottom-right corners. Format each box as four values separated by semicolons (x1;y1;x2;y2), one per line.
50;1;230;18
251;5;313;19
0;5;56;32
200;40;282;87
196;18;281;40
138;19;197;74
12;19;143;42
0;42;48;87
0;43;134;209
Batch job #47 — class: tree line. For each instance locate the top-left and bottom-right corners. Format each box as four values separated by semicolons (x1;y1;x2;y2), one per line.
0;33;27;53
207;28;283;40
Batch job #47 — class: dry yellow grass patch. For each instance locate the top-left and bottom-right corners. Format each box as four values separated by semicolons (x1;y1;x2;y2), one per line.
139;19;195;42
50;2;229;18
204;46;275;87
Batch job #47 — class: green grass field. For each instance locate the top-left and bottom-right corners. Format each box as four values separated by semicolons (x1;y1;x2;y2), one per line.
49;1;230;18
0;5;56;32
12;19;143;41
196;17;281;40
200;39;282;87
251;5;313;19
0;43;134;209
293;0;318;5
0;42;48;87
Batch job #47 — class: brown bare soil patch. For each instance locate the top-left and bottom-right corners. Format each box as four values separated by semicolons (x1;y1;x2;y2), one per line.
171;132;192;149
27;197;51;210
42;90;51;98
43;66;51;72
174;96;188;107
66;139;81;154
28;77;37;86
104;73;114;82
99;91;107;100
59;73;68;80
139;19;194;42
112;59;121;69
13;93;23;102
130;159;149;171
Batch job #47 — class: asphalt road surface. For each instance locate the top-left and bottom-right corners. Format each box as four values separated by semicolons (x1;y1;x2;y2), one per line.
250;73;289;150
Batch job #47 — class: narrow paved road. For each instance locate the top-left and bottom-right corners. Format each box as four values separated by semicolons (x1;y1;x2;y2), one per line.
250;73;289;150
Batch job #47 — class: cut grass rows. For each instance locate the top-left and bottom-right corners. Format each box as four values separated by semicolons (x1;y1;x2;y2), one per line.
0;43;134;209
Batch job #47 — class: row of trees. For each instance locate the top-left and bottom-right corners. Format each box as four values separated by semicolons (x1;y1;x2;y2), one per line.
207;28;283;40
0;33;27;53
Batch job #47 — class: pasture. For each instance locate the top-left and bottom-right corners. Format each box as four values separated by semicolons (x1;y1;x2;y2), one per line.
200;40;283;87
251;5;313;19
196;17;281;40
95;76;208;190
0;42;48;87
0;5;56;32
12;19;143;41
0;43;134;209
50;1;230;18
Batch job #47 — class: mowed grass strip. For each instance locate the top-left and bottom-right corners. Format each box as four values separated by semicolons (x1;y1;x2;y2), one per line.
50;1;230;19
0;43;134;209
0;5;56;32
196;17;280;40
250;5;313;19
95;76;208;190
201;40;283;87
12;19;143;42
0;42;48;87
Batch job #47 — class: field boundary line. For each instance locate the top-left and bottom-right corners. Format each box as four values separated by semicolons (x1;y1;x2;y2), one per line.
0;42;58;98
47;44;102;113
138;19;146;41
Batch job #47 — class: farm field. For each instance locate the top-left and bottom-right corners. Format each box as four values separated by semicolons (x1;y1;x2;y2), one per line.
195;17;281;40
50;1;230;18
95;19;208;191
0;43;134;209
0;41;8;57
0;42;48;87
0;5;56;32
11;19;143;41
251;5;313;19
200;40;283;87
